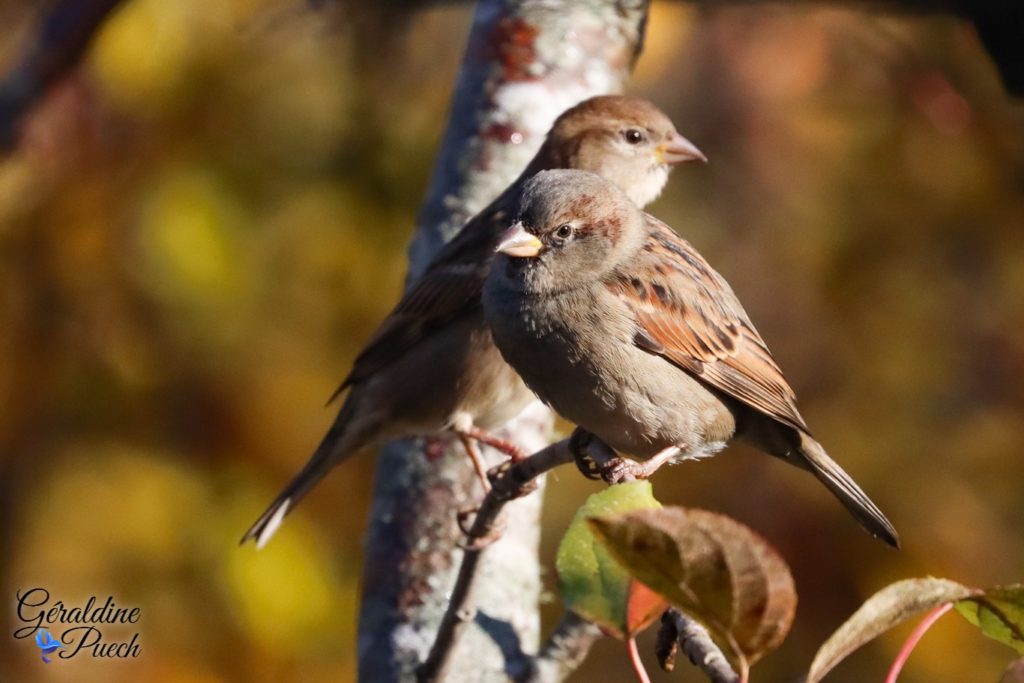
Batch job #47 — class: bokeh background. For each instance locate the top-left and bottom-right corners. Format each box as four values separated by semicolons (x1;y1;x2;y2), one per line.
1;1;1022;681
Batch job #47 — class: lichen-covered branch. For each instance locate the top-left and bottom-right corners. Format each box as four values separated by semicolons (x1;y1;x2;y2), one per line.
356;2;648;681
419;433;611;683
522;612;603;683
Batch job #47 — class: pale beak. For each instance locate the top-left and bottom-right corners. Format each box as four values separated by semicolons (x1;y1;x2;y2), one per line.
656;131;707;165
495;222;544;258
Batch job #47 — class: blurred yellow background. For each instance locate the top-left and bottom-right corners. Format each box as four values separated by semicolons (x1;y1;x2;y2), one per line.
1;2;1022;682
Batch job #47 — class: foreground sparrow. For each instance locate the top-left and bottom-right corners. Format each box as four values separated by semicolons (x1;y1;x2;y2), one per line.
482;169;899;547
242;96;706;548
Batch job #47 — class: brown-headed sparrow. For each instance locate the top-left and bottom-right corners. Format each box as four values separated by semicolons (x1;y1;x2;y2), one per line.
482;169;898;547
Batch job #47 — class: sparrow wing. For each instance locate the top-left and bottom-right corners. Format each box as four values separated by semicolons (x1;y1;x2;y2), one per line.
608;216;809;433
330;206;508;399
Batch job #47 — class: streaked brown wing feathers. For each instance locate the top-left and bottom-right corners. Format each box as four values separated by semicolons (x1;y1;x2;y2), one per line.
609;217;808;433
333;209;503;396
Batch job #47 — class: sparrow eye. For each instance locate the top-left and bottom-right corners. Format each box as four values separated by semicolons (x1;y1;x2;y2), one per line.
623;128;646;145
554;224;574;240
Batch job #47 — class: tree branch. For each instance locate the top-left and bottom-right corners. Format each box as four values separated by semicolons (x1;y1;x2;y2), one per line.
419;434;613;683
656;608;740;683
356;2;648;681
0;0;1017;154
522;612;603;683
0;0;125;150
417;438;576;683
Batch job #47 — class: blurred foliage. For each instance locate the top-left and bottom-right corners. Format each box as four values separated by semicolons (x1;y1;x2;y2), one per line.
0;1;1021;682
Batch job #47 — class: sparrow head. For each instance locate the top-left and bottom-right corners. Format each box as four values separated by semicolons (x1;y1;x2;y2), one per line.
494;169;644;294
539;95;706;209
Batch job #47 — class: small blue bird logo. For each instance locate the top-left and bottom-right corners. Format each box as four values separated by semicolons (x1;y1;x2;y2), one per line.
35;630;61;663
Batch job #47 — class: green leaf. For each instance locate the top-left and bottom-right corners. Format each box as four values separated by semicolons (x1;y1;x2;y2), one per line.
807;578;980;683
956;585;1024;655
555;481;664;639
587;506;796;670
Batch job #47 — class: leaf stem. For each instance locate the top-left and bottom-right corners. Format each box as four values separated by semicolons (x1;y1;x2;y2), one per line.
885;602;954;683
627;635;652;683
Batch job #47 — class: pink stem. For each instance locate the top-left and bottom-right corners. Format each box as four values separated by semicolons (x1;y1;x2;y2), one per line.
885;602;955;683
627;636;652;683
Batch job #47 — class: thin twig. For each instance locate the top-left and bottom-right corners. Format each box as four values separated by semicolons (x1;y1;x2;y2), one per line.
657;608;740;683
417;437;575;683
521;612;602;683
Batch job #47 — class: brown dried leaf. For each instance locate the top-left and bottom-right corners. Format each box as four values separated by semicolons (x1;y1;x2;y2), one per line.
807;577;980;683
588;507;796;668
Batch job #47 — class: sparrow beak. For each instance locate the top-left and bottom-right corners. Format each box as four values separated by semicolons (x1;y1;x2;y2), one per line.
495;222;544;258
656;131;707;165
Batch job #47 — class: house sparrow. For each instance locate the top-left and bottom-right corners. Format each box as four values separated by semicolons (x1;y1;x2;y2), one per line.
242;96;706;548
482;169;899;548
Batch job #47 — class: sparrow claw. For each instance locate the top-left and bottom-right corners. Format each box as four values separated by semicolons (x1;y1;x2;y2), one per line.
572;452;603;480
461;426;528;462
568;429;679;484
598;444;681;484
569;428;618;480
598;457;645;484
504;444;529;462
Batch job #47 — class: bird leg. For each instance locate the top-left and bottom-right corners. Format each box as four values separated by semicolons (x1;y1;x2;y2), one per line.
481;427;529;461
452;425;527;461
570;430;680;484
569;429;621;480
455;456;536;549
453;436;499;546
452;421;524;536
454;433;545;548
452;423;529;493
456;433;492;493
600;445;682;484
